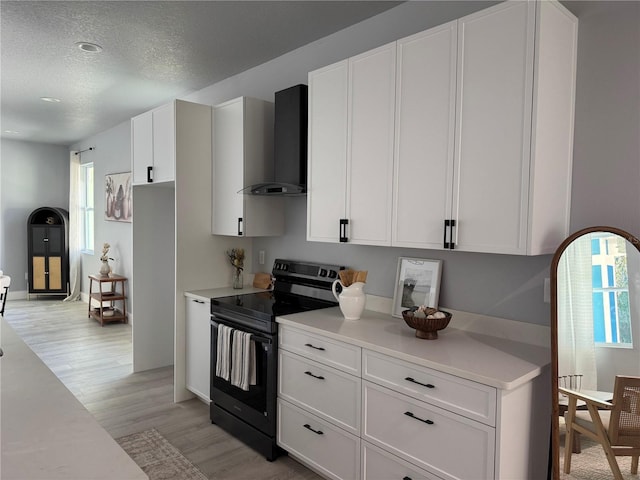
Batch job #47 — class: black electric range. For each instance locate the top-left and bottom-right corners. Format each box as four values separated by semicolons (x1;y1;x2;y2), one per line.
209;259;346;461
211;259;345;333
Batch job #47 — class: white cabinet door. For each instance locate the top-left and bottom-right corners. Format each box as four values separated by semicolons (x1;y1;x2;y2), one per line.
131;111;153;185
307;60;349;243
452;1;535;254
393;22;457;249
347;43;396;246
185;297;211;402
131;102;176;185
278;399;361;480
212;98;245;236
212;97;283;237
151;102;176;184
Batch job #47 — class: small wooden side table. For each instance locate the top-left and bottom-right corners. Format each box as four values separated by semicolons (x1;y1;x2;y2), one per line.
88;274;128;326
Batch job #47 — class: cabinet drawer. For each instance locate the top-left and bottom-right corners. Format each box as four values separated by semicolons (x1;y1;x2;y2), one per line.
279;325;361;375
278;399;360;480
362;441;442;480
363;349;496;425
363;382;495;480
279;350;360;435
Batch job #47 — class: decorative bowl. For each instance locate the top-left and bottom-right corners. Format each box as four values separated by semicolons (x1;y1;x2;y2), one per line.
402;308;452;340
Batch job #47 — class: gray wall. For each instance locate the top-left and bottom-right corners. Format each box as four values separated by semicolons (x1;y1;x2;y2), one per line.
186;0;640;326
565;0;640;235
0;139;69;292
71;121;133;299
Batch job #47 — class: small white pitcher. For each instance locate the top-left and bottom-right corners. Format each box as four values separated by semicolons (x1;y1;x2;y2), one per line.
332;281;366;320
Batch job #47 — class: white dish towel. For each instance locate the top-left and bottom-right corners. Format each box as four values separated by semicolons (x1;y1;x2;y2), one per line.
230;329;256;391
215;324;233;381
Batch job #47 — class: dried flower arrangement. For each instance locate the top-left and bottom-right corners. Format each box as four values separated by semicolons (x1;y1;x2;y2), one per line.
227;248;245;270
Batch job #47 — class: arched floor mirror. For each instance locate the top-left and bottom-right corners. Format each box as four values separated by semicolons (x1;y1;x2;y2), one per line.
551;226;640;479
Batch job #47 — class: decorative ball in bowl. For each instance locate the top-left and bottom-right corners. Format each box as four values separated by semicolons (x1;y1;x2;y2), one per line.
402;307;452;340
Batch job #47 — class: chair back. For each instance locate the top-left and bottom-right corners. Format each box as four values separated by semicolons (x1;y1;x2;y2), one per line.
609;375;640;447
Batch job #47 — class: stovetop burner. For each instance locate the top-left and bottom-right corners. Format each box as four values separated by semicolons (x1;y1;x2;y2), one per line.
211;259;346;333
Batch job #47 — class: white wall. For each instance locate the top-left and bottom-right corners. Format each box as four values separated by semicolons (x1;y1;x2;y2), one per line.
0;139;69;295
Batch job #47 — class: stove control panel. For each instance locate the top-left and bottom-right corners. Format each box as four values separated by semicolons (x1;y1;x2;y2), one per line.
272;259;345;285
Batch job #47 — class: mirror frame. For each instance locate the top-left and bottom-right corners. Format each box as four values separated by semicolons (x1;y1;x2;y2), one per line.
551;225;640;479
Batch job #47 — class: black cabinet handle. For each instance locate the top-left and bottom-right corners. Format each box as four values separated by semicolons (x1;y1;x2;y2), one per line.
443;219;456;249
304;371;325;380
449;219;456;250
403;477;413;480
404;411;434;425
303;424;323;435
304;343;325;351
192;299;205;304
405;377;435;389
339;219;349;243
237;218;244;236
147;166;153;183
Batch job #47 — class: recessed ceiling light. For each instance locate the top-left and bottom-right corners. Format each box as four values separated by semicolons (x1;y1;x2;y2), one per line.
40;97;61;103
76;41;103;53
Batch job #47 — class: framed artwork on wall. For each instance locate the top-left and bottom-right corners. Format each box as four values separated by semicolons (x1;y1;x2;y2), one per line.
105;172;132;222
392;257;443;318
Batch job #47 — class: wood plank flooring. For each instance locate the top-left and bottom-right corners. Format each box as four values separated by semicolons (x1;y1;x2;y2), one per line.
2;299;320;480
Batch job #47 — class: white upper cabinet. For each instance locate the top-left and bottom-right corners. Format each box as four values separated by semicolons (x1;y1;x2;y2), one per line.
212;97;284;237
307;60;349;243
307;43;396;245
348;43;396;246
452;0;577;254
132;102;176;185
393;21;458;249
308;0;577;255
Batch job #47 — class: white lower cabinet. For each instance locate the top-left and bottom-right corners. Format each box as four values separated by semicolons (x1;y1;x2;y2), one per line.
279;350;361;435
278;324;542;480
361;441;441;480
362;381;494;480
185;297;210;402
278;400;361;480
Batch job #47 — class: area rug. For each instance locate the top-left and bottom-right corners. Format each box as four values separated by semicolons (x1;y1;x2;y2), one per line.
559;421;636;479
116;428;208;480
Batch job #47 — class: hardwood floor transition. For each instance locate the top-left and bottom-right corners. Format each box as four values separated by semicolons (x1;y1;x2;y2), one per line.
2;298;321;480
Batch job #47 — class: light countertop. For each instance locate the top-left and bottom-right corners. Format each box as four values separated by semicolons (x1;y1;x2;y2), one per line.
185;286;268;301
0;318;147;480
277;307;550;391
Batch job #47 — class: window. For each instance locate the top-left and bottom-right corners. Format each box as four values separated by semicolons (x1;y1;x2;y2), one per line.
80;163;94;253
592;233;631;345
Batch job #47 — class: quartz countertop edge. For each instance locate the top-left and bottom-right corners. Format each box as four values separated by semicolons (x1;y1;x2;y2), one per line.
185;286;268;300
276;307;550;391
0;318;148;480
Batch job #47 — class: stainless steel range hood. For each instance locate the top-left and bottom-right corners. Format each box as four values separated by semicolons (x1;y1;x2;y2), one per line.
244;84;308;196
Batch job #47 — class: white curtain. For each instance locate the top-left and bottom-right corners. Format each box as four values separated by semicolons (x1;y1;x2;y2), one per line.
557;234;598;391
64;152;81;301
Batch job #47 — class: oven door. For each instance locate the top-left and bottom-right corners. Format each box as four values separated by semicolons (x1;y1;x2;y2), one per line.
210;315;277;437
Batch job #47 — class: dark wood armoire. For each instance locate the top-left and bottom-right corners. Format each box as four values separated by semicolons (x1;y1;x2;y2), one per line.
27;207;69;296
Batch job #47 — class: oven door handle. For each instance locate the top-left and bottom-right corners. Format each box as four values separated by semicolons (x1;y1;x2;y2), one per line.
211;318;273;344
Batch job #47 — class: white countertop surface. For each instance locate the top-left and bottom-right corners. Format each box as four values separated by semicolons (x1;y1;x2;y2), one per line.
1;318;147;480
277;307;550;391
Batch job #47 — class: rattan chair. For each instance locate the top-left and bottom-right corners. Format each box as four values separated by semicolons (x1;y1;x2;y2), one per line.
561;375;640;480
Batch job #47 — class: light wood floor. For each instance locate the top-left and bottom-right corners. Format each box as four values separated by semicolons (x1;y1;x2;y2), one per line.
2;298;320;480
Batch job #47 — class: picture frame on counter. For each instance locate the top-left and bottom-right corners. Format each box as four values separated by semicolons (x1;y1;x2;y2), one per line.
392;257;442;318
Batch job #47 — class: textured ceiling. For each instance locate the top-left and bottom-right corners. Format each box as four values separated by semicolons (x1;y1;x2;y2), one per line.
0;1;400;146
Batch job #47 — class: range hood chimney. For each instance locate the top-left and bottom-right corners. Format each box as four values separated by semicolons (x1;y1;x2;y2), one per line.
246;84;308;196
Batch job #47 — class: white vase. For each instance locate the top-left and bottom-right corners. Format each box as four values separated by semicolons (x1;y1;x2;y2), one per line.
99;260;111;276
332;281;366;320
